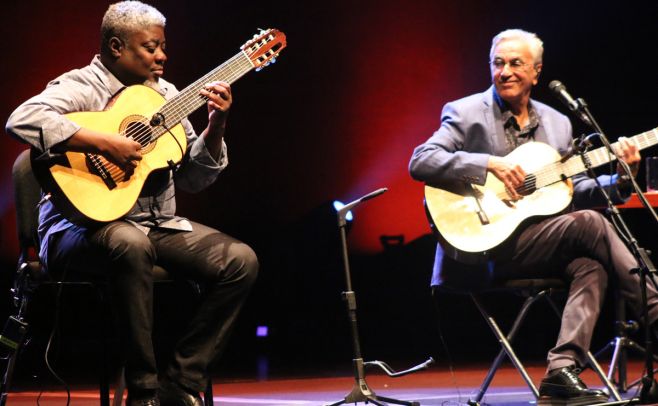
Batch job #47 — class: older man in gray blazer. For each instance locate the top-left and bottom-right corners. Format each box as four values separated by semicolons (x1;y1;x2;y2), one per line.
410;28;657;405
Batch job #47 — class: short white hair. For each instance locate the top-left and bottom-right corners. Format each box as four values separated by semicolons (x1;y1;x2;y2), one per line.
489;29;544;65
101;1;166;49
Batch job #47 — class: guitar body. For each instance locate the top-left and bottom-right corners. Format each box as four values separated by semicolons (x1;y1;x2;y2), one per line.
424;142;574;259
39;85;187;223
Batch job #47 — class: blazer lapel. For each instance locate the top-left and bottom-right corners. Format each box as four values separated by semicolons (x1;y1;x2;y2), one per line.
482;86;509;156
532;103;550;145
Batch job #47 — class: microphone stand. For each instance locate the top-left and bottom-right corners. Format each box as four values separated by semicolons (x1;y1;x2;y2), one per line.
575;97;658;404
327;188;434;406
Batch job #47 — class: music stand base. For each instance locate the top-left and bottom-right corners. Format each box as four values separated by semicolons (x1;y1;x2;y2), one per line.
325;378;419;406
596;335;658;392
325;358;420;406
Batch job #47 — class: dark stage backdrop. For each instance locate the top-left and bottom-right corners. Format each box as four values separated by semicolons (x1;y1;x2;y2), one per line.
1;0;657;378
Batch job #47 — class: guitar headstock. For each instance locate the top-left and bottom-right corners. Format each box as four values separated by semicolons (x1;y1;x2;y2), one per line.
241;28;287;71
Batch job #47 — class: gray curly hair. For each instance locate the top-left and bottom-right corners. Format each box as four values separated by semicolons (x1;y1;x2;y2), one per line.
101;1;166;50
489;29;544;65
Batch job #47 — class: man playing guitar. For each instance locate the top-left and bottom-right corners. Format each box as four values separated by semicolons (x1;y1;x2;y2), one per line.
409;28;658;406
6;2;260;405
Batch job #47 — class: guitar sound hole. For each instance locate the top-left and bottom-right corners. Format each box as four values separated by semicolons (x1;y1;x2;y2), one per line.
125;121;152;147
121;115;156;153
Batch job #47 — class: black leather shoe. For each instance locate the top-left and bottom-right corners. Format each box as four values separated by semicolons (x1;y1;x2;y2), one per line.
538;366;608;406
126;390;160;406
158;380;203;406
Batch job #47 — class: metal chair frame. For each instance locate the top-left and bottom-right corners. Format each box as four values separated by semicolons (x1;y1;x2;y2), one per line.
435;278;622;406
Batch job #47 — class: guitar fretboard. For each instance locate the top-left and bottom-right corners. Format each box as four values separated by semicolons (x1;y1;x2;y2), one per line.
85;51;256;186
531;127;658;190
153;51;254;137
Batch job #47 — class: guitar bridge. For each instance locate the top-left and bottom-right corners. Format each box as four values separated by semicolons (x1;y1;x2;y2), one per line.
85;154;117;190
474;198;490;225
469;185;490;225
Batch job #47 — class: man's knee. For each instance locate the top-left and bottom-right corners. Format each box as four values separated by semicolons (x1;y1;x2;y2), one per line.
226;242;259;286
567;257;608;292
570;210;608;233
563;210;611;246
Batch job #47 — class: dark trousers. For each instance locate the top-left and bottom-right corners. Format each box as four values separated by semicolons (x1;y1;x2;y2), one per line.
48;220;258;392
494;210;658;371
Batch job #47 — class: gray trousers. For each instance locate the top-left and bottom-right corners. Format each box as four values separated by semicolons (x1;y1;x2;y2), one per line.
493;209;658;371
47;220;258;392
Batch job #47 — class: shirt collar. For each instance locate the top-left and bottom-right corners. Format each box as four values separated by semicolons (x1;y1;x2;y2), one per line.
493;87;540;133
90;55;169;97
90;55;125;97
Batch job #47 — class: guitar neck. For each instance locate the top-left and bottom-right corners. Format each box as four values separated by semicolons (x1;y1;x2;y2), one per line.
153;51;254;134
533;127;658;189
585;128;658;168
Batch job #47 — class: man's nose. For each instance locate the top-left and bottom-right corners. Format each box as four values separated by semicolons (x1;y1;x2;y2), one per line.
155;49;167;63
500;63;514;76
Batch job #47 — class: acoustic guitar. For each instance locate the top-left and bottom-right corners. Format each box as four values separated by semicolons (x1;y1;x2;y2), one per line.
424;127;658;262
33;29;286;223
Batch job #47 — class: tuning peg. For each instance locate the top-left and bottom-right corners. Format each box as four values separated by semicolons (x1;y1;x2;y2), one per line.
270;58;277;64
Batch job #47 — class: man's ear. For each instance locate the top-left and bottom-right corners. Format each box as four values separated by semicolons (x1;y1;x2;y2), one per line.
108;36;124;58
533;63;542;85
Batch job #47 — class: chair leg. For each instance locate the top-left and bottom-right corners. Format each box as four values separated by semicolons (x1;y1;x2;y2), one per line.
97;286;112;406
100;336;111;406
113;367;126;406
204;376;214;406
469;292;544;402
587;350;623;401
0;313;30;406
0;350;20;406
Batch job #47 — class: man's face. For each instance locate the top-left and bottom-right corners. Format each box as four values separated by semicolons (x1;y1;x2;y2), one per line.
114;25;167;85
490;39;541;105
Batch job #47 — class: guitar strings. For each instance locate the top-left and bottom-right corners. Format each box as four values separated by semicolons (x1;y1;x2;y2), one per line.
128;53;250;144
490;130;658;201
96;52;255;181
116;33;280;149
155;52;251;133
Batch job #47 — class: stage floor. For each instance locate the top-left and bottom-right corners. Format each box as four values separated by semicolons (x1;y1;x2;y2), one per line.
4;360;649;405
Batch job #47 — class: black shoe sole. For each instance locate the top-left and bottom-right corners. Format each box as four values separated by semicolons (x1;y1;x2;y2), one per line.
538;394;610;406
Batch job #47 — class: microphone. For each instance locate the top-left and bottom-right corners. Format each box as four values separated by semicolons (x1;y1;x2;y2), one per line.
548;80;592;126
548;80;579;112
